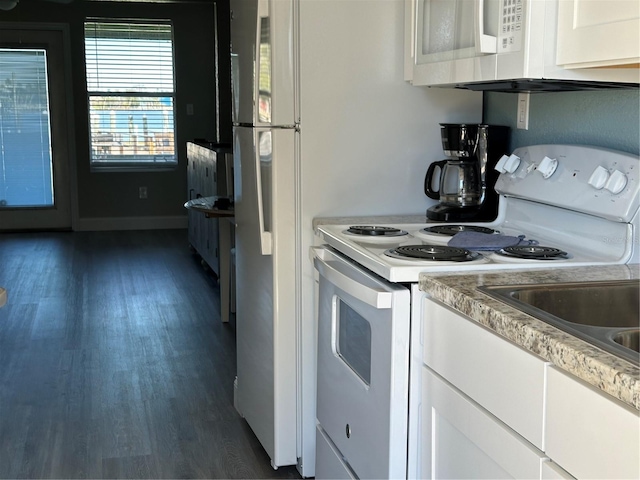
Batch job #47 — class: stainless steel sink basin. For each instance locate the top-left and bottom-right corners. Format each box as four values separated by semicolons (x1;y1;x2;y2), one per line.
613;329;640;353
479;280;640;365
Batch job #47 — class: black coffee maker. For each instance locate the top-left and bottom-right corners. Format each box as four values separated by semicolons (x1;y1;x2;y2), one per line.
425;124;510;222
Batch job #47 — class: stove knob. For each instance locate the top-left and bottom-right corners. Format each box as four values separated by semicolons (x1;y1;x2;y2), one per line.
604;169;628;194
504;154;521;173
495;154;509;173
495;154;521;174
537;156;558;178
588;165;609;190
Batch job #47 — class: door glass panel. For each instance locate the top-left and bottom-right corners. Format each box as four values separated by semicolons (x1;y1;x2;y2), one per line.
337;298;372;385
0;48;54;208
422;0;474;55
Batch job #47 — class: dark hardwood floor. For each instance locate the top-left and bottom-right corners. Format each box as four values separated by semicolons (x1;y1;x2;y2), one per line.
0;229;302;479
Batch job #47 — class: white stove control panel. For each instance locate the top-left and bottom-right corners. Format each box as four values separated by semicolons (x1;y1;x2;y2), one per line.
495;145;639;222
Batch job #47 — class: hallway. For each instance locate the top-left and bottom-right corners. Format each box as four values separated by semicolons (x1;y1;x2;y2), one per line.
0;229;300;479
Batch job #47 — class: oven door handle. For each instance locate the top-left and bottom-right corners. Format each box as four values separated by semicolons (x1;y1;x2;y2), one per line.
312;247;392;309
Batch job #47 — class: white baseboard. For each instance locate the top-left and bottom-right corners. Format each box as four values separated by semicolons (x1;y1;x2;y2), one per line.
75;215;188;231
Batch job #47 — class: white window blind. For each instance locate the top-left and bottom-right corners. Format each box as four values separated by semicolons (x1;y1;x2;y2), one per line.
84;20;177;169
0;48;54;207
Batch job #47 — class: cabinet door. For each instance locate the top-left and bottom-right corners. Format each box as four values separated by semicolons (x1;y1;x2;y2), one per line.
422;298;546;449
421;367;546;479
187;154;201;249
205;216;219;275
545;366;640;479
556;0;640;68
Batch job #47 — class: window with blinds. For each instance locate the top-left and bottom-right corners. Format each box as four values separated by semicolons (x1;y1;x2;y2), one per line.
84;20;177;169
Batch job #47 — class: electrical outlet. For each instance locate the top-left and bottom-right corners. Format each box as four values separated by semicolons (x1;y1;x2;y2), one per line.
517;93;530;130
139;186;148;199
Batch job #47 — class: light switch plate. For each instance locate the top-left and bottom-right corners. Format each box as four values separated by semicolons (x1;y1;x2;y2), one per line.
517;93;530;130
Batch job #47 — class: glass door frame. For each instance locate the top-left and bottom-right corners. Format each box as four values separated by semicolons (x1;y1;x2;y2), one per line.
0;23;77;231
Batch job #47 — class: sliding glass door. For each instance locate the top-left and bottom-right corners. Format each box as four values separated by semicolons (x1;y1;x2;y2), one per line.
0;25;73;230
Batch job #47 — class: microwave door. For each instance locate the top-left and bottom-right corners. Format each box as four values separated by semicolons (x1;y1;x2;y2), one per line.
417;0;498;63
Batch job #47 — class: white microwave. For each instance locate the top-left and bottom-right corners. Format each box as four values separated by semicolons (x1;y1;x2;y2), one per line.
404;0;640;90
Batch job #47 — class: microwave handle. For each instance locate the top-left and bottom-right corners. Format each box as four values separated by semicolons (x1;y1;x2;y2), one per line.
312;247;392;309
475;0;497;54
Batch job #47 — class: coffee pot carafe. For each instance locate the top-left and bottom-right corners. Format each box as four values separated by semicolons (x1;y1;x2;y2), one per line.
425;159;483;207
425;124;509;222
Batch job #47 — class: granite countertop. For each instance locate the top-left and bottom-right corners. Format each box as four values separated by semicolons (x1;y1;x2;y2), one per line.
419;265;640;410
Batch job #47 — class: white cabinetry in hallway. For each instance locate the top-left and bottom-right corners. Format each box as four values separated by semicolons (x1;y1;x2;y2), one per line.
186;141;232;276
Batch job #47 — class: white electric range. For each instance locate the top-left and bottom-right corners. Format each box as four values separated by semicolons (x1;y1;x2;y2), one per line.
311;144;639;480
317;144;639;282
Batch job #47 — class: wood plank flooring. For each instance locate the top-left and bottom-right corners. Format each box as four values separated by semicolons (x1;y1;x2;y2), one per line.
0;229;301;479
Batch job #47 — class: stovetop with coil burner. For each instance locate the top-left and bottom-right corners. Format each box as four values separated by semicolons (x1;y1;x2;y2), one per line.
315;145;639;282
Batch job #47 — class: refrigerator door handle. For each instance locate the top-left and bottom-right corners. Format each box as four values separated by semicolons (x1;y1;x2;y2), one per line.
254;129;273;255
311;247;392;309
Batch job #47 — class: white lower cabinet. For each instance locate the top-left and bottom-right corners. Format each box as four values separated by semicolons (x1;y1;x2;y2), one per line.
417;298;548;479
422;298;547;449
545;365;640;480
421;367;547;479
414;296;639;480
186;142;232;276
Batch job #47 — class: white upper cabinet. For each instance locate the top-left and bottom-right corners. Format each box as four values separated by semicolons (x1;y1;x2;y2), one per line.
556;0;640;68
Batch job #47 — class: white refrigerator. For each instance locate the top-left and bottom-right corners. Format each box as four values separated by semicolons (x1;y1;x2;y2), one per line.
230;0;482;476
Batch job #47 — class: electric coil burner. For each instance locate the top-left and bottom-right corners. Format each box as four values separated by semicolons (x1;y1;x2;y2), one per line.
496;245;569;260
386;245;482;262
346;225;408;237
421;225;498;236
344;225;410;245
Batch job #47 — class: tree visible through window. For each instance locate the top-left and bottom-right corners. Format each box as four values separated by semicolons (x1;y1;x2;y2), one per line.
84;20;177;169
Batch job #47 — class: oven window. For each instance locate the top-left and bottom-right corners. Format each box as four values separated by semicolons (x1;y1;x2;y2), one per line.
336;298;372;385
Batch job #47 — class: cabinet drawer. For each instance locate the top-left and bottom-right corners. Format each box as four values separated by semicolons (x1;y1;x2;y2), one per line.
422;367;546;480
422;298;546;449
545;366;640;479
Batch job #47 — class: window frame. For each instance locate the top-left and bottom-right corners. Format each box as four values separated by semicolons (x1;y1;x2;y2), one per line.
84;18;178;172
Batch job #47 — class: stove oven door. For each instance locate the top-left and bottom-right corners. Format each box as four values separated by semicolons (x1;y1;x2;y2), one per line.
312;247;410;479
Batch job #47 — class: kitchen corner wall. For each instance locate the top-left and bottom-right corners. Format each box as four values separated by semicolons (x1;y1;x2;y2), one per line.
483;90;640;156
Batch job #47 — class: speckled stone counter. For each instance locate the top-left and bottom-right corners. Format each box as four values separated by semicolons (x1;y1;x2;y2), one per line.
419;265;640;410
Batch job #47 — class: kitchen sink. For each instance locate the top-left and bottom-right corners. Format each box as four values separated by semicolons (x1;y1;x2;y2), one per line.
479;280;640;365
613;330;640;353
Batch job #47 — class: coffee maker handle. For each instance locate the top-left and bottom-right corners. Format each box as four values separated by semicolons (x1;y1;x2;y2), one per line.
425;160;447;200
